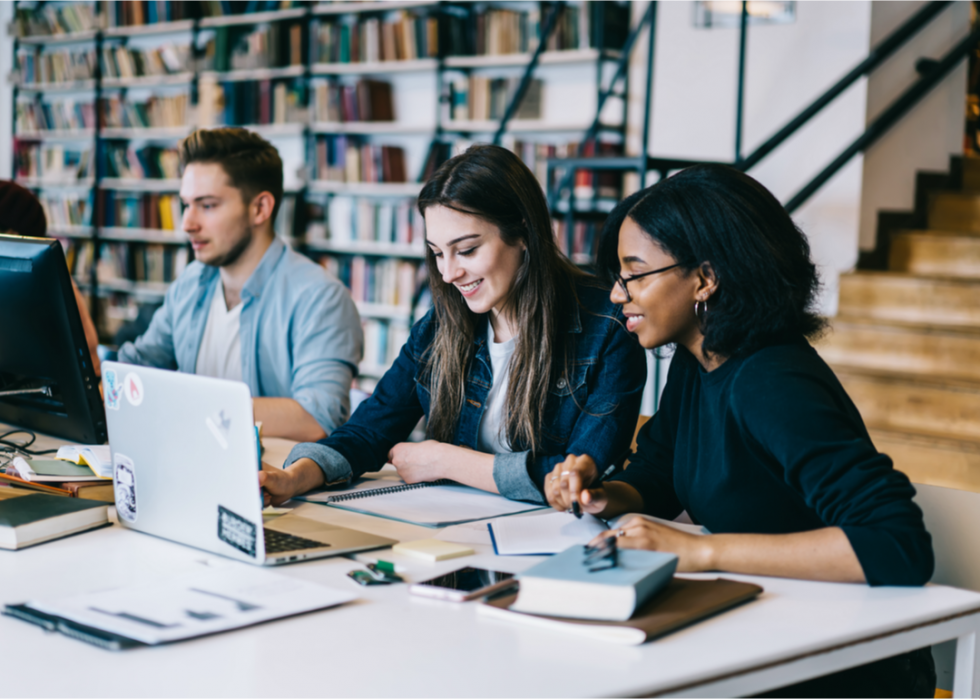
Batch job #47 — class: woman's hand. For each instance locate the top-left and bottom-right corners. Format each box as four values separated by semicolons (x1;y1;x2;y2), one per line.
593;516;713;573
545;454;608;515
388;440;448;484
258;457;325;507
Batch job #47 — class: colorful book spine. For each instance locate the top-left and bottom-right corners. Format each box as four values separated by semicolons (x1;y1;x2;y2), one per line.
314;137;407;183
99;94;189;129
312;12;438;64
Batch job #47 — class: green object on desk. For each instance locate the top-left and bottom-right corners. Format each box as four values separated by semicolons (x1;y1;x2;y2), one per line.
374;560;396;574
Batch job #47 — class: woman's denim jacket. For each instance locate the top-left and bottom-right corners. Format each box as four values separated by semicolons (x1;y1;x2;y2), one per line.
284;280;647;503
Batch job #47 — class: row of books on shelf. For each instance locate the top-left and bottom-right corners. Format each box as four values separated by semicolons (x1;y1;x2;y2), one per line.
554;218;603;262
206;23;305;73
101;44;191;80
311;79;394;123
441;3;613;57
318;256;420;310
15;144;94;182
104;144;181;180
311;13;438;65
94;242;190;285
314;137;408;184
101;94;189;129
11;0;301;36
97;191;183;231
447;76;542;122
102;1;300;27
198;79;306;128
11;4;100;38
14;48;97;86
307;197;425;247
41;192;93;228
16;99;95;133
360;318;410;375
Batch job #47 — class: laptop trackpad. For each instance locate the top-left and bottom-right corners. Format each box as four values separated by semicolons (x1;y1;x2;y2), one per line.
266;514;341;543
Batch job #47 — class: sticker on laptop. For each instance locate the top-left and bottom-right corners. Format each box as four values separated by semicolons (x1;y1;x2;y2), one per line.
113;453;138;523
103;369;122;411
205;410;231;450
123;372;144;407
217;505;257;558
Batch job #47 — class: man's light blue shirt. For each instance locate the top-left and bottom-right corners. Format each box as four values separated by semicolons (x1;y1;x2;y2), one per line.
118;237;363;434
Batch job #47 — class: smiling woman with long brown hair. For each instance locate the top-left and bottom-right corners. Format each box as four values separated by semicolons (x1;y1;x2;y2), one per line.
261;145;646;503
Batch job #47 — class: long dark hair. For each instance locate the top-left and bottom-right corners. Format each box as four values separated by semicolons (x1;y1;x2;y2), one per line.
417;145;584;453
597;164;825;357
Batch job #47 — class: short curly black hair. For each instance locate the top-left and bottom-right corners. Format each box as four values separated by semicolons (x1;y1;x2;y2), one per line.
596;164;826;358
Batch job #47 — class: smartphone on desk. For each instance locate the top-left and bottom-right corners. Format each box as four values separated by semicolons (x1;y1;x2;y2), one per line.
409;567;517;602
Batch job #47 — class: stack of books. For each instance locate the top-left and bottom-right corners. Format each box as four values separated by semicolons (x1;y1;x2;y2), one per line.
97;243;190;286
198;79;306;127
15;143;94;182
15;48;97;86
314;137;407;184
206;22;304;73
103;144;181;180
311;11;438;64
11;4;101;38
105;0;199;27
447;76;542;121
321;256;420;311
16;99;96;133
97;191;183;231
100;94;189;130
310;196;425;247
311;79;395;123
40;192;93;229
100;43;191;80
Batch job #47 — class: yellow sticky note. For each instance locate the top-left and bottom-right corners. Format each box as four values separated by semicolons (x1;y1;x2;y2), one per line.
392;539;474;562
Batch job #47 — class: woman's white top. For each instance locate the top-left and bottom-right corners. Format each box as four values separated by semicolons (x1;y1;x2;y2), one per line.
195;280;243;382
477;319;517;454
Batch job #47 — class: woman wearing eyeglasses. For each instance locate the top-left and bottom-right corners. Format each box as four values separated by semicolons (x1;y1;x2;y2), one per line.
260;145;646;504
547;164;934;697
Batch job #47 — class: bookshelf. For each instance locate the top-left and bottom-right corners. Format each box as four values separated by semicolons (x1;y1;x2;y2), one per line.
9;0;634;387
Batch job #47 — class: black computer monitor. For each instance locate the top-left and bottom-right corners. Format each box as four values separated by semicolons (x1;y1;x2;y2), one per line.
0;234;106;443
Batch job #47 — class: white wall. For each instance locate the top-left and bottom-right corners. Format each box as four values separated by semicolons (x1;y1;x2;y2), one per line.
0;1;13;180
859;1;970;249
628;1;874;317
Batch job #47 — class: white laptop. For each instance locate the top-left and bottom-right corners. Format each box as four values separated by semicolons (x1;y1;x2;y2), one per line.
101;361;395;565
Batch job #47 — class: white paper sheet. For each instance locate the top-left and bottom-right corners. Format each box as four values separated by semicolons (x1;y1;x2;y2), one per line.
488;511;609;555
28;565;356;645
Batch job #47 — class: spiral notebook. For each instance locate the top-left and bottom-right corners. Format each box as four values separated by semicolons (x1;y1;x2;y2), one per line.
296;479;546;528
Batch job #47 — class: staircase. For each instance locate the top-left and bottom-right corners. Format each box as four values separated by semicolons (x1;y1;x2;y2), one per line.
817;157;980;493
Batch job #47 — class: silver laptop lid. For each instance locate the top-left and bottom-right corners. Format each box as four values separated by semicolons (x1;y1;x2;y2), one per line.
102;362;267;564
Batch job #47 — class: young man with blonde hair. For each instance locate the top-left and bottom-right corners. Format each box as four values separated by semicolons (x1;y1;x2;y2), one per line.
111;128;361;441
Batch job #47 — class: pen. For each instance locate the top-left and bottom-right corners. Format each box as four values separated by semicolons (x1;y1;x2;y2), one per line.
566;464;616;519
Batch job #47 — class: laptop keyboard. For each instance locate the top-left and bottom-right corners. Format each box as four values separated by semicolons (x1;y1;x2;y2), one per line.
263;528;329;554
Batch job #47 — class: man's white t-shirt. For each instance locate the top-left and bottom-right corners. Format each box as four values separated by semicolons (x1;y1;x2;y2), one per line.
477;320;517;454
195;280;243;382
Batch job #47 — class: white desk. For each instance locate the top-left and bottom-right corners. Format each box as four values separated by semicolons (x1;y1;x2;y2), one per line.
3;431;980;696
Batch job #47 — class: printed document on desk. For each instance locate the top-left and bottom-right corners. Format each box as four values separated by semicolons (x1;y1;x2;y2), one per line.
21;565;356;645
300;477;546;527
488;511;708;555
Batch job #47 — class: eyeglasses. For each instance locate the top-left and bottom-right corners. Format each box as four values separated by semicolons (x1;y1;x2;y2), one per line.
583;536;618;573
614;264;680;303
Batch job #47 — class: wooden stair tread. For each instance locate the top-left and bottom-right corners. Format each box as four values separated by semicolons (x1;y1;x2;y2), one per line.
869;428;980;493
842;269;980;285
830;364;980;392
829;315;980;337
